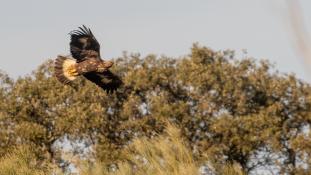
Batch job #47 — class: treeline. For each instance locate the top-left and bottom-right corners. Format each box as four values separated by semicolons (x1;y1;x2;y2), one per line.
0;44;310;174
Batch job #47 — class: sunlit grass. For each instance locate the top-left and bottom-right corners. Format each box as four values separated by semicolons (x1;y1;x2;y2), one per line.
0;124;245;175
79;122;198;175
80;122;245;175
0;146;49;175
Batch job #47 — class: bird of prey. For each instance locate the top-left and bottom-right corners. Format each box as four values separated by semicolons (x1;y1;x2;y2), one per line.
54;25;122;93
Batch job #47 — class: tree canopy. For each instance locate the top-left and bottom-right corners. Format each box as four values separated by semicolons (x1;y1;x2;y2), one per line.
0;44;310;174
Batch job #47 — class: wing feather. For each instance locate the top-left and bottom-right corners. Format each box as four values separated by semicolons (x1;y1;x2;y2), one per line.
83;70;122;93
69;25;101;62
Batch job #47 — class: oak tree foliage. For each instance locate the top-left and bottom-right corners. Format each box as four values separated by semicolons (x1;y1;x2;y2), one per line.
0;44;310;174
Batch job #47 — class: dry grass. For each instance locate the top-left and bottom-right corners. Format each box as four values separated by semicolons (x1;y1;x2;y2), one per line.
117;122;199;175
80;122;245;175
79;122;199;175
0;124;245;175
0;146;48;175
219;163;246;175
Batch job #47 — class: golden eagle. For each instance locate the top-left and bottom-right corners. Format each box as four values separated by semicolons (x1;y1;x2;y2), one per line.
54;25;122;93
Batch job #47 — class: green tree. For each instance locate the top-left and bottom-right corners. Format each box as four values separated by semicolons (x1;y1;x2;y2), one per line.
0;44;310;174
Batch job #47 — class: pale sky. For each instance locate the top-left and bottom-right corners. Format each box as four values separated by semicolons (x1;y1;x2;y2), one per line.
1;0;310;82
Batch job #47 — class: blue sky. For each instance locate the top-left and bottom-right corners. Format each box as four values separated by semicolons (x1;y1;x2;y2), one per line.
1;0;310;82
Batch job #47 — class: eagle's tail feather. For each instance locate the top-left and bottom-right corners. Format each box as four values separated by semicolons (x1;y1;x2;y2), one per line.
54;56;78;84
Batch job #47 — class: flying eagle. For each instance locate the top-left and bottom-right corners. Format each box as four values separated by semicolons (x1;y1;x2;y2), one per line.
54;25;122;93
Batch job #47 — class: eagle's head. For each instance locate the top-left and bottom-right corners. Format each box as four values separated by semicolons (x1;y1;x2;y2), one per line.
97;61;114;72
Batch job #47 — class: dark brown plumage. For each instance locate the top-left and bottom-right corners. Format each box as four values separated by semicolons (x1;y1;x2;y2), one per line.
69;25;101;62
54;25;122;93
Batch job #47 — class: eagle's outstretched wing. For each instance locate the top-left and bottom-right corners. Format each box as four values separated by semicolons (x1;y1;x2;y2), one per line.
69;25;101;62
83;70;122;93
55;26;122;93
